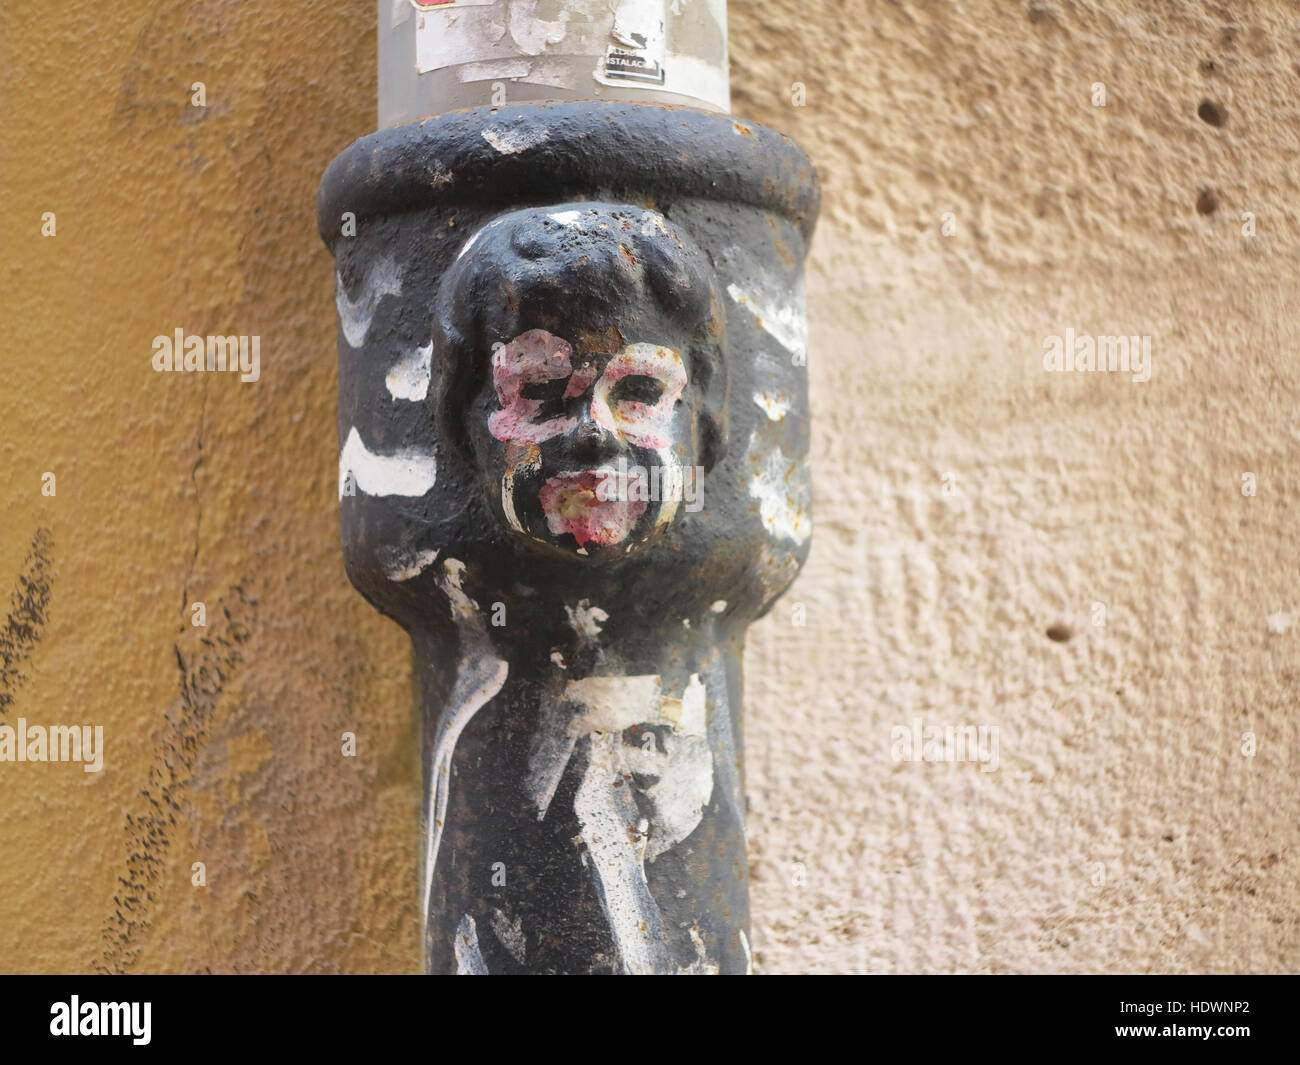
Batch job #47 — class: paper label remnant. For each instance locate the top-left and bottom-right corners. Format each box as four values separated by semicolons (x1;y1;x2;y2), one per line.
596;0;666;86
413;0;506;75
406;0;727;112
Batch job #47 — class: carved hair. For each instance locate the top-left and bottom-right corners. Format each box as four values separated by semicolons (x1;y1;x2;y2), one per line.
433;202;728;469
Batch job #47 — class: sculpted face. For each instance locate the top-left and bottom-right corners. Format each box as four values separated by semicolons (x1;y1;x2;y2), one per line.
440;202;725;558
475;326;696;556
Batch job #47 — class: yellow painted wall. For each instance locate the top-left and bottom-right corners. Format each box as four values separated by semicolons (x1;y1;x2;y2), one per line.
1;1;1296;973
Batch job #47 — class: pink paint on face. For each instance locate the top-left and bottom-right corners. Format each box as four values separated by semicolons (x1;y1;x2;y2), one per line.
563;360;600;400
489;329;578;444
591;344;687;449
538;469;648;548
489;334;686;450
489;334;687;549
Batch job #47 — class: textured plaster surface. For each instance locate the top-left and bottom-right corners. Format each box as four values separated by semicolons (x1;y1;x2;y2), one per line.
1;1;1297;974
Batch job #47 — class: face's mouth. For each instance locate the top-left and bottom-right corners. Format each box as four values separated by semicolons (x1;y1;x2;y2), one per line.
537;467;648;549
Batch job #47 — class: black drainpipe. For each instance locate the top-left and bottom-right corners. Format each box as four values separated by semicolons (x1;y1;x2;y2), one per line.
318;0;818;975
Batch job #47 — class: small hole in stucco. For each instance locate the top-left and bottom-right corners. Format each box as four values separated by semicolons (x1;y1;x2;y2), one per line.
1196;189;1219;215
1197;99;1226;127
1046;623;1072;643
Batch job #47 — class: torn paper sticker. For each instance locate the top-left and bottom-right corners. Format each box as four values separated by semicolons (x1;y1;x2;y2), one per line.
595;0;666;87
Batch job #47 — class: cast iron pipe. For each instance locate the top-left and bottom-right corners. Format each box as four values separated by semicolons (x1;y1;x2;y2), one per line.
318;3;818;975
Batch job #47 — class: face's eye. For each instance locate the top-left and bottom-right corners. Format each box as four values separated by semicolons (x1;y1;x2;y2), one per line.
520;378;569;419
609;374;665;407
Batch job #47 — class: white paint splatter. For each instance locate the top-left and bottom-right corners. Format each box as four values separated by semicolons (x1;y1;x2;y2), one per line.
548;210;583;227
710;600;728;614
378;544;439;582
482;125;550;154
748;445;811;545
338;426;437;500
427;161;453;189
501;442;541;535
565;599;609;639
727;282;807;362
386;341;432;402
567;675;662;733
652;447;682;532
753;390;790;421
454;914;489;975
639;211;670;237
423;560;509;929
641;673;712;863
702;657;744;828
525;713;578;823
490;909;526;965
634;816;650;866
455;214;514;263
336;258;401;349
682;925;721;975
500;476;521;532
525;676;660;822
526;671;716;973
1267;611;1293;634
574;732;675;974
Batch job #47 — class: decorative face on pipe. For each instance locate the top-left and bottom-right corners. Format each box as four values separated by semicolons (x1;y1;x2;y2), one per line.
436;204;727;559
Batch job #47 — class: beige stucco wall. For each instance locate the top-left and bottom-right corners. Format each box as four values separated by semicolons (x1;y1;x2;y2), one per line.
1;0;1295;973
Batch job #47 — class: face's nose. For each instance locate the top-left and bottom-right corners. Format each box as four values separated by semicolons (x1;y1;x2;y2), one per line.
570;400;616;456
562;385;620;462
576;412;605;447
